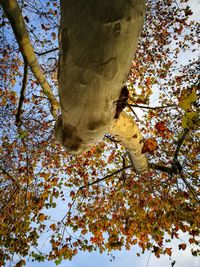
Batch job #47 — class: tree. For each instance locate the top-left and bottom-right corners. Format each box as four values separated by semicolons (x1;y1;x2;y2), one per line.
0;0;199;266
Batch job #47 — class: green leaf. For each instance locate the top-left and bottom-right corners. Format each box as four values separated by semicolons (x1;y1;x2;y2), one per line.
182;112;199;129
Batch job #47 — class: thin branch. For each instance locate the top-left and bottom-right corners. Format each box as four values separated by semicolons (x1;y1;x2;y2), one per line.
173;128;190;161
0;0;59;118
150;161;200;204
127;103;140;121
149;163;173;174
104;134;120;145
129;104;176;110
79;165;132;190
16;59;28;125
35;47;58;56
180;173;200;204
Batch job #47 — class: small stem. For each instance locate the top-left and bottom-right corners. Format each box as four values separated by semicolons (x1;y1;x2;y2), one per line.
129;104;176;110
16;59;29;125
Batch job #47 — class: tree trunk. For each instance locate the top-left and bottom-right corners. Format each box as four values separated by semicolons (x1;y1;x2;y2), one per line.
55;0;147;172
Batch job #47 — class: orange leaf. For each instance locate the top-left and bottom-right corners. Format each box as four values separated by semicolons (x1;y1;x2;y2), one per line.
142;138;158;154
178;243;187;250
165;247;172;256
38;213;46;222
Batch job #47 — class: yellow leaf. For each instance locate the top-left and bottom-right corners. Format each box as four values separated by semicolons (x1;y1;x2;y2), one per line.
179;87;197;111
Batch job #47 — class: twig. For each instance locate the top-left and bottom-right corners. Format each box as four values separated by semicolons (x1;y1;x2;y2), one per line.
180;173;200;204
79;165;132;190
129;104;176;110
16;59;29;125
104;134;120;147
127;104;140;121
35;47;58;56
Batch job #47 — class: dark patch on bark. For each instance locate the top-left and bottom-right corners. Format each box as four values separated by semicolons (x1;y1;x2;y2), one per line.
114;86;129;119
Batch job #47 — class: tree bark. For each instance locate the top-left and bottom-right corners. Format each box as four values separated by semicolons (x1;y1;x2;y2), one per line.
56;0;147;172
109;111;148;173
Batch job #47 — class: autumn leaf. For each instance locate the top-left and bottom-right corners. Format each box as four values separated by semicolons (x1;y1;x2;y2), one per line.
142;138;158;154
38;213;46;222
50;224;56;231
165;247;172;256
13;260;26;267
182;111;199;129
52;32;56;40
70;190;76;198
178;243;187;250
155;122;168;132
179;87;197;111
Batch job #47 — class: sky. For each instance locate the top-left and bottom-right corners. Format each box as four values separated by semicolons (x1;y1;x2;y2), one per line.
4;0;200;267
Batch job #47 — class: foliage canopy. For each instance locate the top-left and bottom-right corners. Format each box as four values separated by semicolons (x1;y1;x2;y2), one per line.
0;0;199;266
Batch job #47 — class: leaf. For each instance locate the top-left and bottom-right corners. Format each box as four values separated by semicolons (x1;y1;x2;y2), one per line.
38;213;46;222
52;32;56;40
142;138;158;154
155;121;171;138
14;260;26;267
50;224;56;231
182;112;199;129
70;190;76;198
155;122;168;132
18;130;29;139
179;87;197;111
178;243;187;250
165;247;172;256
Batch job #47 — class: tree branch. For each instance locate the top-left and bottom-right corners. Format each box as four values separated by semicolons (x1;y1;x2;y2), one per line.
149;163;173;174
35;47;58;56
129;104;176;110
109;111;148;173
16;59;28;125
180;173;200;204
0;0;59;119
173;128;190;161
79;165;132;190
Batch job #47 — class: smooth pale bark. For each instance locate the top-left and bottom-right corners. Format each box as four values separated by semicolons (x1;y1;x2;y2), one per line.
0;0;58;118
109;111;148;173
56;0;147;172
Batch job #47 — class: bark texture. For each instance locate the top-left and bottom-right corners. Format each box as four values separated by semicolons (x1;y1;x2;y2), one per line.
56;0;147;172
109;111;148;173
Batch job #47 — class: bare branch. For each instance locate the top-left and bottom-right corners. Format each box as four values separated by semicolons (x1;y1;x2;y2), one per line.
127;103;140;121
149;163;173;174
35;47;58;56
129;104;176;110
79;165;132;190
104;134;120;144
0;0;59;118
16;59;28;125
